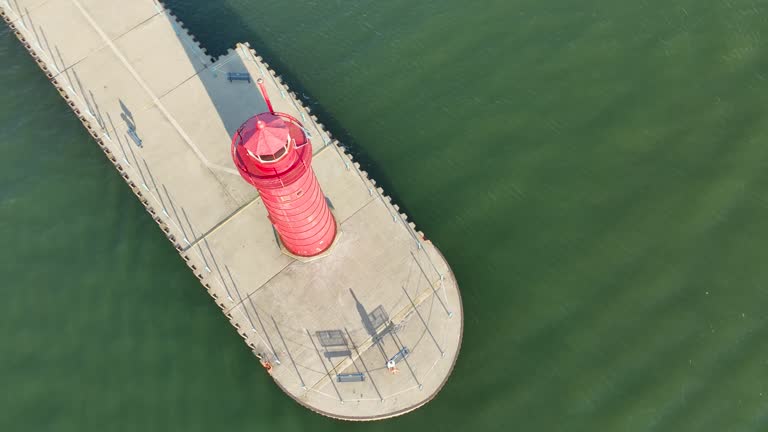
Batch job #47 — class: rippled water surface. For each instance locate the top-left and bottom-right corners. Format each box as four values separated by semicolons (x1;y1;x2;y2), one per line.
2;0;768;430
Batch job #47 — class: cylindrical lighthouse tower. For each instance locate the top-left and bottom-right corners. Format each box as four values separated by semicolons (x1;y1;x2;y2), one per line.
232;79;336;257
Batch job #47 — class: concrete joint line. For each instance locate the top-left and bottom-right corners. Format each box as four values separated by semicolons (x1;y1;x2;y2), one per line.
183;193;262;251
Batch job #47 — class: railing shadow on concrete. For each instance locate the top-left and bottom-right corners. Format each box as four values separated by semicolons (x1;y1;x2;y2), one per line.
271;315;306;389
225;265;282;363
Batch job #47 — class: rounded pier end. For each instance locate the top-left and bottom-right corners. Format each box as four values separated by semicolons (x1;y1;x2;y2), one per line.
262;238;463;421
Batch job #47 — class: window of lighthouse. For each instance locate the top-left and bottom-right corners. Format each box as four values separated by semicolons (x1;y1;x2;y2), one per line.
258;144;288;162
257;136;291;163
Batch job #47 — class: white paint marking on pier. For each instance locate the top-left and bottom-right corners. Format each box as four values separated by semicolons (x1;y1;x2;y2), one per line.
70;0;240;177
211;53;238;71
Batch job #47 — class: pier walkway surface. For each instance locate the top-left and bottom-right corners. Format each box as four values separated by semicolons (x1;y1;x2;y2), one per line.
1;0;462;420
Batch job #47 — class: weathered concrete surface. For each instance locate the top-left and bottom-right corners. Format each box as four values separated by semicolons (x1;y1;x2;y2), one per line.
1;0;463;420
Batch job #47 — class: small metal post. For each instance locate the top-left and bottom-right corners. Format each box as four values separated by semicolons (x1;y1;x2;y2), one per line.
256;78;274;113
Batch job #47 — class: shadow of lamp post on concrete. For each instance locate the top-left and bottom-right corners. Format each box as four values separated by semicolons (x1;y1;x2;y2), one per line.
120;98;142;147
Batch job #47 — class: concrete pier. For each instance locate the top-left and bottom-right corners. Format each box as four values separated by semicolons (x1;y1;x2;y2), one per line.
1;0;463;420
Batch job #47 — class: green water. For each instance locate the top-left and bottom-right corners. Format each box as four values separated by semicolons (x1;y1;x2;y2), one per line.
2;0;768;430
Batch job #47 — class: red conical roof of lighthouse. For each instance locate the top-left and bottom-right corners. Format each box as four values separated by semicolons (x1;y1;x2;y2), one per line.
239;113;289;158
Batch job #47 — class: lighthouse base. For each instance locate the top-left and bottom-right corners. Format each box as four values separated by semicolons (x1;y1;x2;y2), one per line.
273;211;343;263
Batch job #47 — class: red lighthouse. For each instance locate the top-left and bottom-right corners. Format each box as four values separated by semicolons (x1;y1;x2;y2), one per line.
232;79;337;257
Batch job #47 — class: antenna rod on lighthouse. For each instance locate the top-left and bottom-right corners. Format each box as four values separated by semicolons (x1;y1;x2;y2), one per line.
256;78;275;114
